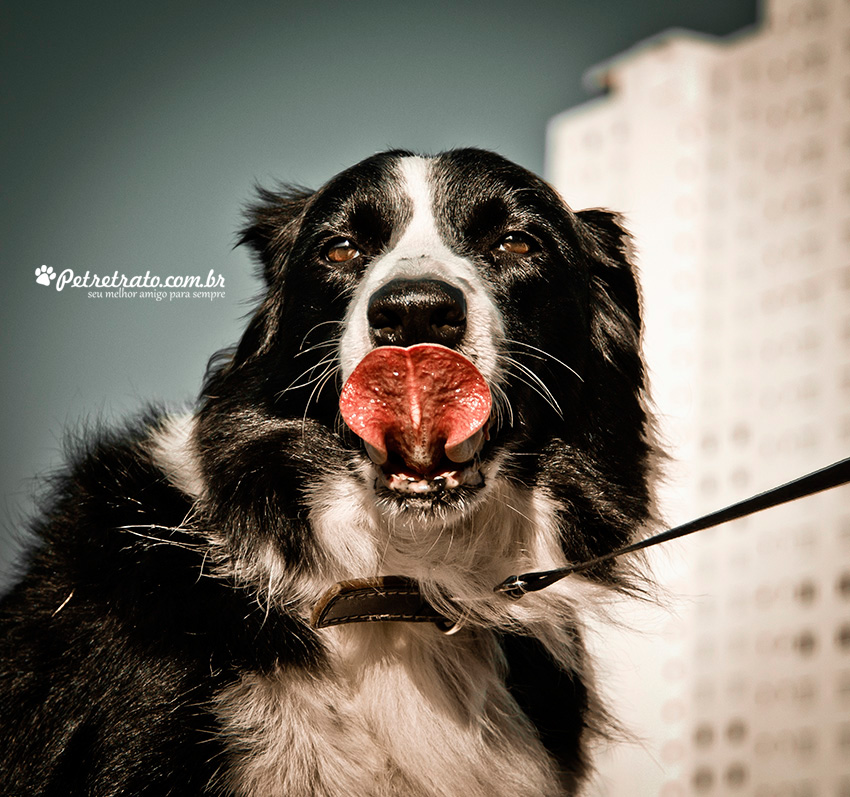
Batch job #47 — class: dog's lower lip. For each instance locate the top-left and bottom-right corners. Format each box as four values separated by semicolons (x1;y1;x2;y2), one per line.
373;458;484;494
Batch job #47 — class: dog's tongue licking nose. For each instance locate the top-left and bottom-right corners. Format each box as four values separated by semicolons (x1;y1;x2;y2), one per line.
340;344;491;476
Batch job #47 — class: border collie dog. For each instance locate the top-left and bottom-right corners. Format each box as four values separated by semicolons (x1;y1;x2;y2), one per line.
0;149;654;796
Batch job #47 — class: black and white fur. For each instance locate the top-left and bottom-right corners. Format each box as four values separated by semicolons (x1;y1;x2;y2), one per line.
0;149;655;796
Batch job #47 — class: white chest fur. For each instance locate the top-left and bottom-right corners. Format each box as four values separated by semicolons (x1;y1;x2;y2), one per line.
214;622;563;797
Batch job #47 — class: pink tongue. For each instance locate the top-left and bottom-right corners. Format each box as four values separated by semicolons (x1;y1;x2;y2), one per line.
340;344;491;475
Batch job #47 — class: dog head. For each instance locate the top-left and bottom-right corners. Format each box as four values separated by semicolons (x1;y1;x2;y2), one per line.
198;149;653;594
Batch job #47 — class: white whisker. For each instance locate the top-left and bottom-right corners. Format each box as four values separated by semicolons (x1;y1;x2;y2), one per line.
299;320;343;351
505;338;584;383
279;351;340;396
502;356;564;418
301;363;341;435
489;382;515;430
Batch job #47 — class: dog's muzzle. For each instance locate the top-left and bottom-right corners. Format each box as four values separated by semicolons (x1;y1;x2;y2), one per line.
338;275;492;496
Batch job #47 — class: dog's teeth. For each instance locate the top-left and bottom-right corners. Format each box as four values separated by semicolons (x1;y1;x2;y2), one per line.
364;442;388;465
445;429;484;464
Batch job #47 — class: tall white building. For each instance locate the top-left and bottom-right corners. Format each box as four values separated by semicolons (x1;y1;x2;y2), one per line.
547;1;850;794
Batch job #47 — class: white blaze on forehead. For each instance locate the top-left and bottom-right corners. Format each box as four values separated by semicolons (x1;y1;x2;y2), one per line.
389;156;450;260
338;156;503;381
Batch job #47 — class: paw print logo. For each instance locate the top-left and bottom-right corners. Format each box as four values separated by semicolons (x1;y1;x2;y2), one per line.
35;265;56;287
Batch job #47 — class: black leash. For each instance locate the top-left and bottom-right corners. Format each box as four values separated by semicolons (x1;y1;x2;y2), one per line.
494;456;850;599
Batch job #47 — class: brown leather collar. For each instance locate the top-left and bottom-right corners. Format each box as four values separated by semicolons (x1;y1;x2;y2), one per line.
311;576;456;631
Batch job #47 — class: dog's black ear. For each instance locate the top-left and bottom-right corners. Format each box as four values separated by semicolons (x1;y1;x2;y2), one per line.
571;208;653;561
577;208;640;328
576;208;642;375
239;185;314;284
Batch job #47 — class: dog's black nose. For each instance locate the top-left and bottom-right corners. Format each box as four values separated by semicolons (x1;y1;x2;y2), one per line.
367;278;467;348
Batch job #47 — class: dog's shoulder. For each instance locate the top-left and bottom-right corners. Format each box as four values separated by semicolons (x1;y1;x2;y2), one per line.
2;410;196;610
0;410;320;794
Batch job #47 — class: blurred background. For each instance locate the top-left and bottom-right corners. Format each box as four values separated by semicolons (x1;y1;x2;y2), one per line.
548;1;850;793
6;1;850;794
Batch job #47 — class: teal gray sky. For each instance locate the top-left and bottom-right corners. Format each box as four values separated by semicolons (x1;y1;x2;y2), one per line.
1;0;757;580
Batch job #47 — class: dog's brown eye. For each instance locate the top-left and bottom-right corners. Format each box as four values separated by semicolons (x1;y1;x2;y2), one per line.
496;233;535;255
324;239;360;264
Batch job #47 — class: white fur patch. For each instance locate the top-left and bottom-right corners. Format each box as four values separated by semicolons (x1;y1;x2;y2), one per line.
215;624;564;797
147;413;205;499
